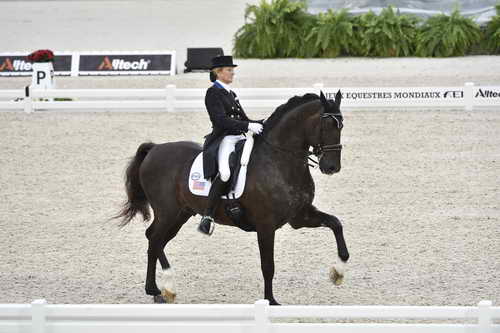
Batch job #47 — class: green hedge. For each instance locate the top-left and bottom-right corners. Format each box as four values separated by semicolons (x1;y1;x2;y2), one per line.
485;4;500;54
233;0;316;58
233;0;500;58
416;8;481;57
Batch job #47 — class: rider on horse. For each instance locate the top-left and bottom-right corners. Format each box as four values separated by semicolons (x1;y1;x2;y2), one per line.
198;55;264;236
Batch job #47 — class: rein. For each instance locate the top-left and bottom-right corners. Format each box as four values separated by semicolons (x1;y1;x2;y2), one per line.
260;136;311;159
260;110;343;168
260;117;342;168
260;136;319;168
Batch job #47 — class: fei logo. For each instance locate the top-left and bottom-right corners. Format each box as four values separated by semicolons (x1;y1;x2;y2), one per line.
443;90;463;98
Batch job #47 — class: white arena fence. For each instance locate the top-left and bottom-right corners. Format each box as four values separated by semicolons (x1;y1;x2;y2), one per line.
0;82;499;113
1;299;499;333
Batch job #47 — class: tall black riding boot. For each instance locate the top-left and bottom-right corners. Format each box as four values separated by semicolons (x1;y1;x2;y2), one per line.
198;177;228;236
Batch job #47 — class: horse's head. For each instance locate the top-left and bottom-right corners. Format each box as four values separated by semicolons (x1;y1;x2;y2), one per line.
314;90;343;175
262;92;343;174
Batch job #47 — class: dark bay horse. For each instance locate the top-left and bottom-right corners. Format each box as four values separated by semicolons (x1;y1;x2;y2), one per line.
113;91;349;305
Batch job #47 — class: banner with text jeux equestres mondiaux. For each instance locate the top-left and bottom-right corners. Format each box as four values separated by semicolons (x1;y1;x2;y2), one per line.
323;86;500;108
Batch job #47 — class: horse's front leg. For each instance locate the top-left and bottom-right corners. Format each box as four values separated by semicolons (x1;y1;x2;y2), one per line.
256;226;280;305
290;205;349;285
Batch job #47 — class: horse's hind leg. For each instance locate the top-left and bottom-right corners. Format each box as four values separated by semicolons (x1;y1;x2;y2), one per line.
145;209;192;303
145;218;163;299
156;210;193;303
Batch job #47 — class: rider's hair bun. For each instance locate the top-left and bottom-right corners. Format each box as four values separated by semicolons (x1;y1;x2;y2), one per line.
209;71;217;82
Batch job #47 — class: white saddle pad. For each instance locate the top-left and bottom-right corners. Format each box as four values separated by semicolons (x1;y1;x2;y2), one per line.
188;153;248;199
188;134;255;199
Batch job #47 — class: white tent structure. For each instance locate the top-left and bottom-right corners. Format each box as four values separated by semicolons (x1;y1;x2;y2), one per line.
307;0;498;24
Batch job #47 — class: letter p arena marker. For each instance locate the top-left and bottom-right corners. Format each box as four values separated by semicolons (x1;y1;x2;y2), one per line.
31;62;55;90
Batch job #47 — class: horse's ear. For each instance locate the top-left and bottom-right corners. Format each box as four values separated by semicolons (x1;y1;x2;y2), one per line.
335;90;342;108
319;90;328;113
320;90;327;103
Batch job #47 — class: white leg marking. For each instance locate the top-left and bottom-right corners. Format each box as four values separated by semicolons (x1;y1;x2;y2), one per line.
160;267;175;292
330;259;346;285
335;260;346;276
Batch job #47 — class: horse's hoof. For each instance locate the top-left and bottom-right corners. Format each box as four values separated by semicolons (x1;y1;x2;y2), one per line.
161;288;177;303
269;299;281;306
153;295;167;303
330;266;344;285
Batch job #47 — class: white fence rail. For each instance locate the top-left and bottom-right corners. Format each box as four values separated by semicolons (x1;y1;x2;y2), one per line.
0;82;499;113
1;299;499;333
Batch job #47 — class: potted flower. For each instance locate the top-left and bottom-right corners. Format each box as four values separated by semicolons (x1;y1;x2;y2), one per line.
26;49;55;91
27;49;54;63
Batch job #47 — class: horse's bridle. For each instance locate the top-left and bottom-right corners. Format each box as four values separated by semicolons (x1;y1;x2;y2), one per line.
261;111;343;166
311;112;343;156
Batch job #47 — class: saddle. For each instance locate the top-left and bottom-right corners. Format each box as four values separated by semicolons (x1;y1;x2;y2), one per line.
188;136;256;232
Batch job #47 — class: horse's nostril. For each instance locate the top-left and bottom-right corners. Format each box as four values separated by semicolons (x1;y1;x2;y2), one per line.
329;166;341;174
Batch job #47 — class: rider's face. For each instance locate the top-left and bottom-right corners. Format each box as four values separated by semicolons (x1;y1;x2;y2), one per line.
217;67;234;84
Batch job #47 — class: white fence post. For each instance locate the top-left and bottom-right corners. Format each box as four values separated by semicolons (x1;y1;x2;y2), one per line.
464;82;474;111
31;299;47;333
478;300;493;333
254;299;270;333
71;52;80;77
166;84;176;112
24;86;33;114
313;83;324;95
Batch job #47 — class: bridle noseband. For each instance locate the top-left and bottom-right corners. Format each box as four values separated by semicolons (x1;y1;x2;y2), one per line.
312;143;343;156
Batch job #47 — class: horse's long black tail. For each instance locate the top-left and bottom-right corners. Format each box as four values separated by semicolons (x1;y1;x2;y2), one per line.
113;142;155;227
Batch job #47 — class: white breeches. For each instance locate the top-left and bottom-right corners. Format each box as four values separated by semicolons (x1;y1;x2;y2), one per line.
218;134;246;182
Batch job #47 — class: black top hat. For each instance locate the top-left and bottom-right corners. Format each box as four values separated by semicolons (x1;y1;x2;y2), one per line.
211;55;238;70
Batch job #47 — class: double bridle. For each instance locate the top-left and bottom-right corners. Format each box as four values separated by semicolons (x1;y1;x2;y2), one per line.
312;113;343;156
261;112;343;166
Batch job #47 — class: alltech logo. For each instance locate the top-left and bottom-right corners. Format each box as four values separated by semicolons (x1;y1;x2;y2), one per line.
97;56;151;70
475;88;500;98
0;54;71;76
79;54;172;74
0;57;32;72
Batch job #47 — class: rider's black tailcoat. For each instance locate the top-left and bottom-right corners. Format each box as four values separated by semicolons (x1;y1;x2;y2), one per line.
203;83;254;181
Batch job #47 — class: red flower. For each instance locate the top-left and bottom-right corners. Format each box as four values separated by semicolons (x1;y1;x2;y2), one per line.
27;49;54;63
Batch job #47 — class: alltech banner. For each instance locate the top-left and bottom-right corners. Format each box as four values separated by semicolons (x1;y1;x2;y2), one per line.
0;51;175;76
473;86;500;106
78;51;175;75
0;53;72;76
